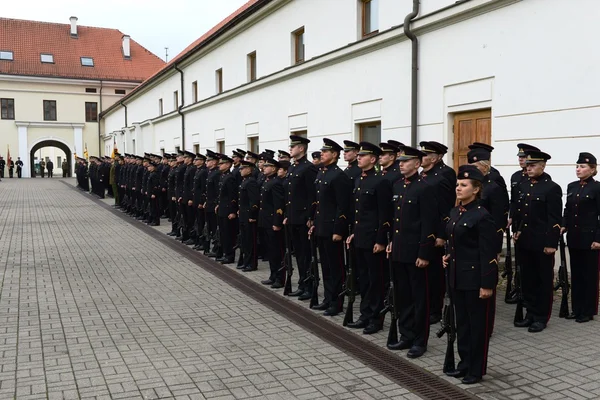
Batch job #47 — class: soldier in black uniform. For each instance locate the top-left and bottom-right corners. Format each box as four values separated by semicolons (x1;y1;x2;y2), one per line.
8;158;14;178
386;146;437;358
310;139;353;316
146;162;161;226
238;160;260;271
192;154;208;251
312;151;322;168
278;150;291;162
167;156;180;236
159;155;171;218
513;150;562;332
182;151;197;244
0;156;4;179
259;158;286;288
16;157;23;178
562;152;600;323
379;142;402;183
205;151;221;256
343;141;361;183
285;135;319;300
346;142;392;334
443;165;498;385
419;141;456;324
216;155;238;264
246;152;261;179
468;142;507;190
175;151;192;238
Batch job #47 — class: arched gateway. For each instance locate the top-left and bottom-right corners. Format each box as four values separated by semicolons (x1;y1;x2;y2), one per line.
30;140;72;178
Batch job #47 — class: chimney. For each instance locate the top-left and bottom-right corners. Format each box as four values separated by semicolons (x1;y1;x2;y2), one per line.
70;16;78;37
122;35;131;58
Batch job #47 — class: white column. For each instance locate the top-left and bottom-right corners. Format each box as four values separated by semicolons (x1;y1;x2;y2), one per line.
17;125;30;177
73;126;83;158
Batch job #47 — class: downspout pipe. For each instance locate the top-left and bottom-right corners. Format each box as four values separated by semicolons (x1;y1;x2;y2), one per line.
174;64;185;150
98;80;103;156
120;101;128;127
404;0;420;147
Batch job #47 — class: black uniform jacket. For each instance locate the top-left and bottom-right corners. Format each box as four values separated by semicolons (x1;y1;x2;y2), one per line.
175;164;187;199
313;163;353;238
183;165;196;202
344;160;362;185
480;176;509;254
147;171;161;197
391;172;437;263
563;177;600;249
285;156;318;225
381;161;402;184
514;172;562;251
351;167;392;249
421;163;456;239
217;171;238;217
510;169;528;223
259;174;285;229
446;200;498;291
193;166;208;206
205;167;220;212
239;176;260;223
167;167;177;198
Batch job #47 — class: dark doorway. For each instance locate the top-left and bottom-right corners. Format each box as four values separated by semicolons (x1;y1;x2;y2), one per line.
30;140;72;178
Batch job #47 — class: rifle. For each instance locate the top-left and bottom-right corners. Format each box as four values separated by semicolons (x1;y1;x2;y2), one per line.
436;243;455;373
308;233;320;308
380;232;398;346
513;222;524;325
554;234;570;318
282;224;294;296
503;229;514;303
340;224;356;326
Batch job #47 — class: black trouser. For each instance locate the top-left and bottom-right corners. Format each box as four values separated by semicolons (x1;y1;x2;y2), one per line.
17;168;22;178
178;202;189;240
290;224;311;292
186;203;196;238
206;212;218;253
569;248;600;317
9;169;13;178
454;289;492;379
48;170;53;178
428;248;444;317
149;197;160;225
218;215;237;258
195;207;205;245
317;236;346;309
40;169;45;178
0;168;4;178
519;247;554;323
355;248;385;325
63;170;67;178
170;199;179;232
160;190;168;217
265;227;285;282
395;261;430;348
106;183;113;197
240;222;257;268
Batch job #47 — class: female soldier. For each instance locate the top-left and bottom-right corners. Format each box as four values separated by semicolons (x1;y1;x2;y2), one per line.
443;165;498;384
562;152;600;323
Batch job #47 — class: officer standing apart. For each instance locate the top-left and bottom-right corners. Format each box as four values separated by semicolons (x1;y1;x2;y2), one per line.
310;139;353;316
285;135;318;300
562;152;600;323
386;146;437;358
16;157;23;178
513;150;562;332
346;142;392;334
443;165;498;385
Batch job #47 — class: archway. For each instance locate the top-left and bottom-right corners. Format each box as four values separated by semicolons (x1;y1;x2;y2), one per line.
30;140;72;178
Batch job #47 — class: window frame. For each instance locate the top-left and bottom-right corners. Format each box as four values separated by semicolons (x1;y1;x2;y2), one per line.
192;81;198;103
361;0;379;38
358;121;382;143
43;100;57;121
174;90;179;110
216;140;225;154
80;57;94;67
40;53;54;63
215;69;223;94
85;102;98;122
247;51;257;82
158;98;164;116
115;89;126;95
248;136;259;154
293;27;305;65
1;98;15;120
0;51;13;61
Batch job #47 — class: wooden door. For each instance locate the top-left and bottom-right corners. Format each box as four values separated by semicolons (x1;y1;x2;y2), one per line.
453;110;491;171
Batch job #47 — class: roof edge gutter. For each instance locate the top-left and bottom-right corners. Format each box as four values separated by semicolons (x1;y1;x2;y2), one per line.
404;0;420;147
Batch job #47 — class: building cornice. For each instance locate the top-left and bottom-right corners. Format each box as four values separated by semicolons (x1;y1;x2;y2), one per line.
0;74;138;87
15;121;85;128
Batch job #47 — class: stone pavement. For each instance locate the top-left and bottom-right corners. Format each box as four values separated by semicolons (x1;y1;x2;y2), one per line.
0;178;421;400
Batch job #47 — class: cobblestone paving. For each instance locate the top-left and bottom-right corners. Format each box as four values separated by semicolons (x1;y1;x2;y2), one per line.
84;181;600;400
0;178;422;400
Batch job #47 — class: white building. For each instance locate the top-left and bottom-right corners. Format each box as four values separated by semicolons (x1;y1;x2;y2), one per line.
101;0;600;190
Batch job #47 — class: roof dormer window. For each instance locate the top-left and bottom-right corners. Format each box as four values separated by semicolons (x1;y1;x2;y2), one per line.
41;54;54;63
0;51;13;61
81;57;94;67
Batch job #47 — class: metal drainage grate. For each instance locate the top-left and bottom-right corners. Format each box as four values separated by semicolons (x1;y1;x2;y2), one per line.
66;181;478;400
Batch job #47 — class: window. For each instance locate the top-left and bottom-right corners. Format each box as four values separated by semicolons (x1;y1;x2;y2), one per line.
115;89;126;95
216;140;225;154
361;0;379;37
80;57;94;67
0;51;13;61
57;156;61;166
85;102;98;122
132;139;137;154
193;144;199;154
192;81;198;103
43;100;57;121
174;91;179;110
358;121;381;144
1;98;15;120
247;52;257;82
158;99;163;116
248;137;259;154
85;88;97;93
292;130;307;139
215;69;223;94
174;146;180;153
293;27;305;64
41;54;54;63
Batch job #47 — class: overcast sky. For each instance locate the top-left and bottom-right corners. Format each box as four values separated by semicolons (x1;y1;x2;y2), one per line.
3;0;249;61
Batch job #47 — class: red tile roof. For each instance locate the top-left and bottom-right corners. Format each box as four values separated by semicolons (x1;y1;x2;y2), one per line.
0;17;165;82
102;0;268;115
